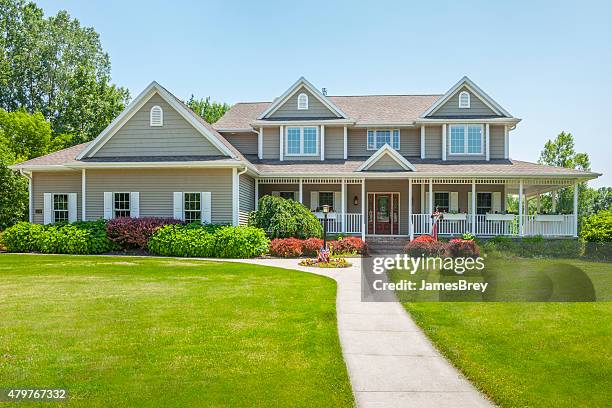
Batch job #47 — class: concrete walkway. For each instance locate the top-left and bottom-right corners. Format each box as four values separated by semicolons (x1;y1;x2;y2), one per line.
238;257;494;408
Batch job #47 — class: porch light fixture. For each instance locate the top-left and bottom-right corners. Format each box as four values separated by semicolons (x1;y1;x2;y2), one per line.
353;195;358;206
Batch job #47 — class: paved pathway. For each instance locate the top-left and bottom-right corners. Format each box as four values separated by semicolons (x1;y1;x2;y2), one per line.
237;257;494;408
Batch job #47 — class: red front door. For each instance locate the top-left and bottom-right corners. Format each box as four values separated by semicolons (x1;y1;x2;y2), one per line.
367;193;399;235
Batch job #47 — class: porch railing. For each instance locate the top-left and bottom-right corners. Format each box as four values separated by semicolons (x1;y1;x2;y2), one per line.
316;213;363;234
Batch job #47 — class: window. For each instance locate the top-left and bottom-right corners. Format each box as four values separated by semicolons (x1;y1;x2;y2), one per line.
318;192;334;211
184;193;201;223
285;127;318;155
114;193;131;218
476;192;492;215
449;124;483;154
434;192;449;212
297;93;308;110
367;129;400;150
279;191;296;200
53;194;69;223
150;105;163;126
458;91;470;108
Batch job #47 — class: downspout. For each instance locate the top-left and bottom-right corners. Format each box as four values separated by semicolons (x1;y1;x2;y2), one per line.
19;169;33;222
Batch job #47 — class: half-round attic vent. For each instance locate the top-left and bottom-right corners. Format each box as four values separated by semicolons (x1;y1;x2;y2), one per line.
150;105;163;126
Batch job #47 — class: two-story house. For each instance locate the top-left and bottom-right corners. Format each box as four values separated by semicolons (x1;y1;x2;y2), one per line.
12;77;600;240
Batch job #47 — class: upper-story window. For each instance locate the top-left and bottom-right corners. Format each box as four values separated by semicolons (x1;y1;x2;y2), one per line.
297;93;309;110
150;105;163;126
367;129;400;150
286;126;318;156
458;91;470;108
449;124;483;155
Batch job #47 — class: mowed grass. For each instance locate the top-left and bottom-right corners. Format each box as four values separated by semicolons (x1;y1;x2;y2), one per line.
402;258;612;408
0;254;354;408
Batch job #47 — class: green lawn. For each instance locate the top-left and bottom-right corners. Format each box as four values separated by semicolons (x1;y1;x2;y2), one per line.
0;254;354;407
401;258;612;408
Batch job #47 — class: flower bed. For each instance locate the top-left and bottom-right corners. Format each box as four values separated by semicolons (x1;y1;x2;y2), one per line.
298;257;352;268
267;237;368;257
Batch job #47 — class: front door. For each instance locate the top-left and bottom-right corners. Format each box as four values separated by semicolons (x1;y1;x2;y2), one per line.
367;193;399;234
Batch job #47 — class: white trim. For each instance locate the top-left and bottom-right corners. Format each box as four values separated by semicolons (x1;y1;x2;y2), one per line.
421;76;513;118
458;91;470;108
81;169;86;221
258;127;263;159
298;178;303;203
485;123;490;161
28;174;32;222
232;168;238;226
361;180;366;240
284;126;320;157
573;181;578;237
448;124;485;156
366;129;401;151
320;125;325;161
77;81;236;159
420;126;425;159
297;93;308;110
441;124;447;161
341;179;346;232
504;125;509;159
357;144;417;172
254;179;259;210
471;181;476;233
257;77;347;119
343;126;348;160
149;105;163;126
279;125;284;161
408;179;413;240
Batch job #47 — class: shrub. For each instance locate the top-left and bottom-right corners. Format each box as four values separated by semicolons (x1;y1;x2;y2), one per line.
107;217;181;250
331;237;368;255
483;235;584;258
302;237;324;256
269;238;304;257
148;224;269;258
461;232;475;241
412;235;435;243
1;220;113;254
448;238;481;258
580;210;612;242
404;239;448;257
249;195;322;238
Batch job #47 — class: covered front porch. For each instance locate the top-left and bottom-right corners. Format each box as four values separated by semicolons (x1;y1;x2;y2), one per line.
255;176;579;240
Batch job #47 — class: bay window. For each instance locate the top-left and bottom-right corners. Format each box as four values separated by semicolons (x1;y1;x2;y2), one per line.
286;126;318;156
367;129;400;150
449;124;483;155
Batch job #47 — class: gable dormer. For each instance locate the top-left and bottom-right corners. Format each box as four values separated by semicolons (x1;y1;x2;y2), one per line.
258;77;347;120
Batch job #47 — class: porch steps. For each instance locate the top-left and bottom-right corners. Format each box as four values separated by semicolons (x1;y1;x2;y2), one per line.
366;236;409;255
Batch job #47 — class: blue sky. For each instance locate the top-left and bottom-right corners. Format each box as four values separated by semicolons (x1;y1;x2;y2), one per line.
39;0;611;187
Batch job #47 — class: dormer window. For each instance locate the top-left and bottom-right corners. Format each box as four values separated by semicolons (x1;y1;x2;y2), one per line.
297;93;308;110
150;105;163;126
458;91;470;108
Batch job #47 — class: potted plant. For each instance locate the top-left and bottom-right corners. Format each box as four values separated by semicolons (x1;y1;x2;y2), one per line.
442;210;467;221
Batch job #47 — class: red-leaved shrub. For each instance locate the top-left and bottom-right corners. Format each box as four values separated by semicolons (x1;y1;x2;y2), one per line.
412;235;435;243
269;238;303;257
106;217;181;250
404;239;448;257
302;238;324;256
331;237;368;255
447;238;480;258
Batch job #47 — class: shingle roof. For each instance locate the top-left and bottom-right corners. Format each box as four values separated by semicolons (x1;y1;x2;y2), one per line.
11;143;88;168
213;95;442;129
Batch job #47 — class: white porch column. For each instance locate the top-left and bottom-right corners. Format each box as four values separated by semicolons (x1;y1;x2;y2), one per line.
428;179;433;232
28;173;32;222
504;125;509;159
81;169;86;221
343;126;348;160
298;178;303;204
485;123;490;161
361;179;366;240
232;168;238;226
420;126;425;159
441;124;447;161
518;179;524;236
536;194;541;213
279;126;284;161
471;180;476;234
408;179;413;240
258;127;263;159
320;125;325;161
341;179;346;233
573;181;578;237
552;190;557;212
254;179;259;210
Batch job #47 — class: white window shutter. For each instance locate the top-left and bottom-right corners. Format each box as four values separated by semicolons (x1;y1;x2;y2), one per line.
467;192;473;214
492;192;501;213
130;192;140;218
68;193;78;223
43;193;53;225
310;191;319;210
450;192;459;212
425;192;430;214
333;191;342;212
201;192;212;224
104;192;113;220
173;192;184;220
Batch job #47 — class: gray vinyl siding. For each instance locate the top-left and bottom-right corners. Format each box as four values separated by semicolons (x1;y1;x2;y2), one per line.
239;174;255;225
400;128;420;157
31;171;82;224
348;128;420;158
223;132;258;156
268;87;339;119
94;93;225;157
347;128;369;157
85;169;233;224
368;155;406;171
262;126;280;160
489;125;505;159
425;126;442;159
324;126;344;159
429;86;498;117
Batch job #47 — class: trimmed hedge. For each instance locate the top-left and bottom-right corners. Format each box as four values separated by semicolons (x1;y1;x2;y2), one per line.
483;235;584;258
268;237;367;257
1;220;114;254
148;224;269;258
107;217;181;250
269;238;303;257
249;195;322;238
